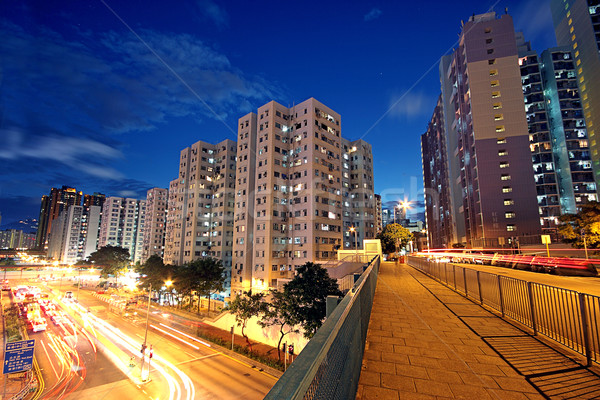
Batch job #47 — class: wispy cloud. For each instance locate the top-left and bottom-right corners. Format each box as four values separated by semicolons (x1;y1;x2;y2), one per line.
364;8;382;22
388;92;434;119
197;0;229;28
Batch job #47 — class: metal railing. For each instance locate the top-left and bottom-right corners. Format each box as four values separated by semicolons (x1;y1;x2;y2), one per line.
407;256;600;365
265;255;380;400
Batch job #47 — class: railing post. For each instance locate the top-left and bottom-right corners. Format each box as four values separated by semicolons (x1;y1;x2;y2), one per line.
477;271;483;305
463;268;468;296
453;264;457;290
527;282;537;336
578;293;593;366
497;275;505;317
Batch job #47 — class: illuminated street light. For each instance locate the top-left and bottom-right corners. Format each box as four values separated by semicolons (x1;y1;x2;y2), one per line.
349;226;358;260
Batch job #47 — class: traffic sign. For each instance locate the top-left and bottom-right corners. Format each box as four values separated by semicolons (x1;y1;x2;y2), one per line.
3;339;35;374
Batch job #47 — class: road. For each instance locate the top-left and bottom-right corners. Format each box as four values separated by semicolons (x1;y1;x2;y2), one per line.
5;279;276;399
447;262;600;296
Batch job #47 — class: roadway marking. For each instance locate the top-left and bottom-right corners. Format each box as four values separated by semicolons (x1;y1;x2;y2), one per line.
177;353;219;365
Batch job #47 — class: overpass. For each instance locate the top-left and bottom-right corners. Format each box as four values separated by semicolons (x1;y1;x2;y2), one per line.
266;256;600;399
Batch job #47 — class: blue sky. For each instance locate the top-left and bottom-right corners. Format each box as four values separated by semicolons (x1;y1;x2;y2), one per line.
0;0;557;225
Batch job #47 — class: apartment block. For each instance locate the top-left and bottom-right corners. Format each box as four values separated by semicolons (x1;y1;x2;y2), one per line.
0;229;36;249
552;0;600;185
99;197;146;263
141;188;168;262
164;139;237;283
518;38;597;234
36;186;83;249
231;98;375;294
422;12;541;248
375;194;383;234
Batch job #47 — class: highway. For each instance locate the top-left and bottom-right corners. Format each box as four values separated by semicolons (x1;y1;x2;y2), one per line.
3;277;276;399
444;262;600;296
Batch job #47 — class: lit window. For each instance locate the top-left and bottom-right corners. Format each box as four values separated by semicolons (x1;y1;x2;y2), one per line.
485;27;492;33
491;80;499;87
501;174;511;181
502;187;512;193
487;49;494;54
498;150;508;156
505;212;516;219
495;114;504;121
500;162;510;169
572;34;577;41
493;102;502;110
504;199;514;205
573;42;578;50
577;59;581;66
507;224;516;231
496;126;506;133
492;91;501;98
497;138;506;144
490;70;498;76
489;59;496;65
578;67;583;74
575;50;579;57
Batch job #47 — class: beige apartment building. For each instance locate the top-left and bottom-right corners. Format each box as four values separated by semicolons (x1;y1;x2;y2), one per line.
164;139;237;284
141;187;168;262
98;197;146;263
231;98;375;294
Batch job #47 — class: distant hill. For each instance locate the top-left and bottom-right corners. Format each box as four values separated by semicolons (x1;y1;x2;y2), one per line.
0;218;38;234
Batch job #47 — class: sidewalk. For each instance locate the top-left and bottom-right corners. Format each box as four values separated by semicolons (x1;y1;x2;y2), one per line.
356;262;600;399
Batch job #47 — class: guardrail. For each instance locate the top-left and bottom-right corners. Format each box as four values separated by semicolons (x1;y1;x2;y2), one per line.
264;255;380;400
407;256;600;365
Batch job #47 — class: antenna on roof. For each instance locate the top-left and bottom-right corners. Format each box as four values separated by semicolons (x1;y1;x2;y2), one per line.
505;7;508;14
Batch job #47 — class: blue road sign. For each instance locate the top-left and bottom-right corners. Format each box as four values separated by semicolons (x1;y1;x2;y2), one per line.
3;339;35;374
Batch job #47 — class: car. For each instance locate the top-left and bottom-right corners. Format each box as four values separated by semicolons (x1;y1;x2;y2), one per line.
28;318;47;332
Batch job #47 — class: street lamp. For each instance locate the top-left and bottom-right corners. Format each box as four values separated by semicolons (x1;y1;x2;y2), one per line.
140;283;152;381
349;226;358;260
164;280;173;306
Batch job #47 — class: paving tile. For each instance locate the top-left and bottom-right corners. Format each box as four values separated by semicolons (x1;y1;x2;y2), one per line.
395;364;429;379
361;385;399;400
449;383;494;399
380;373;415;391
412;379;451;397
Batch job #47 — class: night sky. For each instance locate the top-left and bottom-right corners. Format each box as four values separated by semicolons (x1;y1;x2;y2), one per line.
0;0;557;225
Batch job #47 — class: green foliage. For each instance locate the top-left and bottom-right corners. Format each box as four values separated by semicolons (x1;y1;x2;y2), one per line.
176;257;226;313
136;255;175;290
0;258;16;265
259;289;301;361
283;262;342;338
227;290;268;346
559;201;600;249
88;245;131;278
4;305;24;342
377;223;413;254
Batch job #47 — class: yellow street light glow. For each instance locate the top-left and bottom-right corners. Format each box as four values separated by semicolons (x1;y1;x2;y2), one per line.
165;280;173;287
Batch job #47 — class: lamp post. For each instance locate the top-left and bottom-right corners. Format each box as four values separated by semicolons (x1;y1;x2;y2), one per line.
582;229;589;260
164;280;173;306
349;226;358;260
140;282;152;381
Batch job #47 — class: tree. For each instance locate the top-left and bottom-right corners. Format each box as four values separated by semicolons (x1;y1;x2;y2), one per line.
227;290;267;351
283;262;343;338
258;290;300;361
559;201;600;249
88;245;130;281
136;255;172;290
377;223;413;254
178;257;226;314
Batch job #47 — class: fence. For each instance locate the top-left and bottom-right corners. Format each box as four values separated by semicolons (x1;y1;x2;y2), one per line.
407;256;600;365
264;255;380;400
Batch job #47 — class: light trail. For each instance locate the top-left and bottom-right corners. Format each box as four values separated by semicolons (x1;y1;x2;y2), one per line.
158;323;212;348
150;325;200;350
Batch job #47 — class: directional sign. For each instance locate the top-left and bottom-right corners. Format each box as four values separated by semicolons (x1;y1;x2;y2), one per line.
3;339;35;374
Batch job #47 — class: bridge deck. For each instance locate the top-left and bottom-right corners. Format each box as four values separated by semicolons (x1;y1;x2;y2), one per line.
356;261;600;399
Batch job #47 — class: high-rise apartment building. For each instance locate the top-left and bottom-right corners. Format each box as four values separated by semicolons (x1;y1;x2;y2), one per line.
164;140;237;280
36;186;83;249
231;98;375;294
142;188;168;262
422;95;456;249
551;0;600;184
375;194;383;234
98;197;146;263
518;38;597;234
422;12;541;248
0;230;36;249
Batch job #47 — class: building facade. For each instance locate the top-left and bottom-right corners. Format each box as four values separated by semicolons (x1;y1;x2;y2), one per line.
552;0;600;185
36;186;83;249
375;194;383;234
98;197;146;263
422;12;542;248
0;230;36;250
47;205;102;264
164;139;237;287
141;188;168;262
231;98;375;294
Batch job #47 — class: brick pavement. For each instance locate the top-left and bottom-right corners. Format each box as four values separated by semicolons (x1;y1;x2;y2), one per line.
355;261;600;399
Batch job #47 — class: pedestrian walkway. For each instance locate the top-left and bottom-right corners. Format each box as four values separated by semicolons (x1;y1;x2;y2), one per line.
356;262;600;399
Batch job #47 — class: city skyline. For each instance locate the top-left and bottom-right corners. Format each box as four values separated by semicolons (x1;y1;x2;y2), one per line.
0;0;557;224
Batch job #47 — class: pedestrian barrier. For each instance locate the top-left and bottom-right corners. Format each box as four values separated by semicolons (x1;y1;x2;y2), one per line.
264;255;380;400
407;256;600;365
